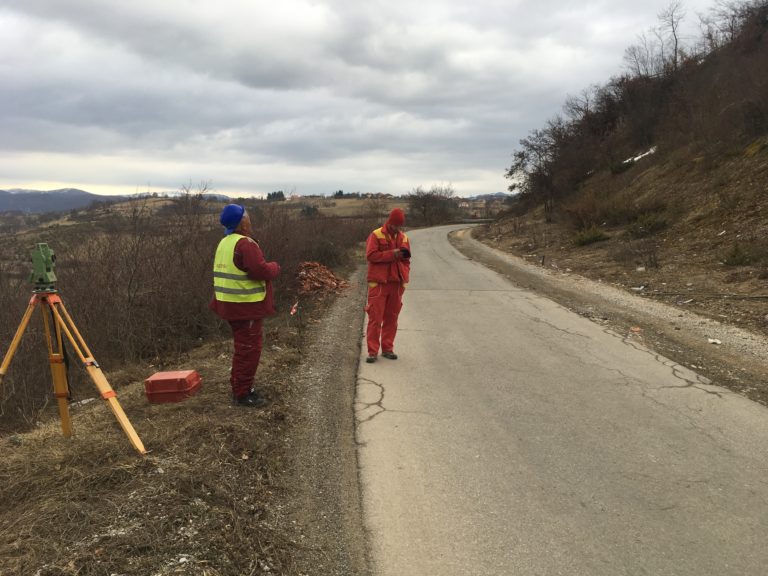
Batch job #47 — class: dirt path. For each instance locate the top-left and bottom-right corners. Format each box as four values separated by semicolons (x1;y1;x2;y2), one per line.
450;227;768;407
277;266;371;576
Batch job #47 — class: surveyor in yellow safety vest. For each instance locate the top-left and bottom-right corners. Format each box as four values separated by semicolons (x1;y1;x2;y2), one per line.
209;204;280;408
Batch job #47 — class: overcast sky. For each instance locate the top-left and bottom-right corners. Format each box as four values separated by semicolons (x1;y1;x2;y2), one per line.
1;0;717;198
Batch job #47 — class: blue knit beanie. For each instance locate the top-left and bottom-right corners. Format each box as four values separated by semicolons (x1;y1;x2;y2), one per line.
219;204;245;235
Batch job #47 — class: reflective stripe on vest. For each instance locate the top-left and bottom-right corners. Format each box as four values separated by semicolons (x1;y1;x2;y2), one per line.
213;234;267;303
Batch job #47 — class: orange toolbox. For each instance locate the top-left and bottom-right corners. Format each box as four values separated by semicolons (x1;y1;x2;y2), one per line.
144;370;202;403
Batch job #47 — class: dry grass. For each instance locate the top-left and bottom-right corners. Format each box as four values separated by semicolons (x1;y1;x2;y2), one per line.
478;140;768;334
0;194;373;574
0;197;375;432
0;319;307;576
301;197;402;219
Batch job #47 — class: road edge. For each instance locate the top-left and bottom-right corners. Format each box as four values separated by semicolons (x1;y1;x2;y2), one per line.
449;226;768;407
279;265;371;576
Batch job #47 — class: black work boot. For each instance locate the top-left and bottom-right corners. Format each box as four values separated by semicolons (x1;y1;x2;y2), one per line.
235;391;268;408
366;355;377;363
382;351;398;360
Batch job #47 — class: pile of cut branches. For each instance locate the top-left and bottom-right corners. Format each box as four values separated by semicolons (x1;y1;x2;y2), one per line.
297;262;349;296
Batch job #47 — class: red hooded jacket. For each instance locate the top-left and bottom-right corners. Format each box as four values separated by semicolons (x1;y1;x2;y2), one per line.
366;223;411;284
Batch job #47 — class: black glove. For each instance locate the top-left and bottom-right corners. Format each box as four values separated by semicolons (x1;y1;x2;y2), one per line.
400;248;411;258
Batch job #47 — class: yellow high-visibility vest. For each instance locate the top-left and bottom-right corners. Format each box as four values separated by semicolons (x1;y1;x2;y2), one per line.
212;234;266;303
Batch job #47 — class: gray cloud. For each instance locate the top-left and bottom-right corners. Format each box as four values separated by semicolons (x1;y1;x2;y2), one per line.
1;0;717;196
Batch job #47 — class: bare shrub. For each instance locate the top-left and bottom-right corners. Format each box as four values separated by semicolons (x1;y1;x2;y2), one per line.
407;185;460;226
508;217;527;235
723;241;755;265
716;187;743;210
627;212;668;238
561;192;602;230
0;196;374;433
631;239;661;268
573;226;610;246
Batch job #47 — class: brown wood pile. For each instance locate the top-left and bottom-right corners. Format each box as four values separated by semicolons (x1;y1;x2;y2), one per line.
297;261;349;295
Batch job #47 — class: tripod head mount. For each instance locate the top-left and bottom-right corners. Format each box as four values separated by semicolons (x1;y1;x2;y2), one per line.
29;243;57;292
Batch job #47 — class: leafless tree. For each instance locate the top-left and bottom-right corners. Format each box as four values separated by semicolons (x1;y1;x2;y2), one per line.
623;32;663;77
698;0;763;50
564;86;597;122
363;194;388;221
658;1;686;72
406;185;459;226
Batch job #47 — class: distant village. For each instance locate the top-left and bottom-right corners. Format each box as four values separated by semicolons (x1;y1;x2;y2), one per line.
0;188;515;228
280;190;512;219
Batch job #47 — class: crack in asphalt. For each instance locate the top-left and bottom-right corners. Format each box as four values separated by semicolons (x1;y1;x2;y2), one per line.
529;320;723;408
608;328;722;397
355;376;435;429
595;331;732;449
531;322;730;448
355;377;385;425
449;229;768;409
519;310;593;340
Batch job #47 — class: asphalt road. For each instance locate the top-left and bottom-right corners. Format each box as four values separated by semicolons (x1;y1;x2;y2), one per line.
355;225;768;576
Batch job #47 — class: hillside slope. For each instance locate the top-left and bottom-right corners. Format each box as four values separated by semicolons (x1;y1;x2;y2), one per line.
485;3;768;342
478;139;768;338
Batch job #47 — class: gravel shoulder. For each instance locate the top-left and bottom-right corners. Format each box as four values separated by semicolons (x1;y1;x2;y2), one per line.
450;227;768;406
277;265;371;576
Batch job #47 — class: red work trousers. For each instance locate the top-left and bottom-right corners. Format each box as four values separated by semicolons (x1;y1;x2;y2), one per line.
365;282;405;357
228;318;264;399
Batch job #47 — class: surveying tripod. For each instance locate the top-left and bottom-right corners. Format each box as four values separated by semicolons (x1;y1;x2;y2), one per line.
0;247;146;455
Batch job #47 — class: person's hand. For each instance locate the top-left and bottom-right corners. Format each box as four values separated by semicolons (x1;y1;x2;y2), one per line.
393;249;403;260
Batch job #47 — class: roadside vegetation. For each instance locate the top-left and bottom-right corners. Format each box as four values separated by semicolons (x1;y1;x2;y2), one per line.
479;0;768;336
0;189;376;574
0;181;470;574
0;191;373;433
506;1;768;225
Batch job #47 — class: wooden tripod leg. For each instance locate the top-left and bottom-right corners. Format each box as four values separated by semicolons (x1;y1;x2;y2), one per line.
85;365;147;455
52;360;72;437
48;298;147;455
41;303;73;438
0;300;37;387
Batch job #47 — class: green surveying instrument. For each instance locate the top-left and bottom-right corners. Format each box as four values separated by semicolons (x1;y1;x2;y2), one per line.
29;242;57;291
0;243;147;455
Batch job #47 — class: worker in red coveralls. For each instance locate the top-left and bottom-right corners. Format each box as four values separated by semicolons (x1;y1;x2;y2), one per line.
209;204;280;407
365;207;411;363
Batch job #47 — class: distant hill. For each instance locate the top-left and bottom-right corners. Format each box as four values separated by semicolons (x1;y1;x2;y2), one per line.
135;191;232;202
470;192;513;201
0;188;128;213
0;189;231;213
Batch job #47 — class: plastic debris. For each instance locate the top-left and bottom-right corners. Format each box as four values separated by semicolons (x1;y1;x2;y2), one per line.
708;338;722;345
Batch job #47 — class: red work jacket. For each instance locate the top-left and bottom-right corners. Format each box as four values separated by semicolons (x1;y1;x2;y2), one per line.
366;225;411;284
209;236;280;321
